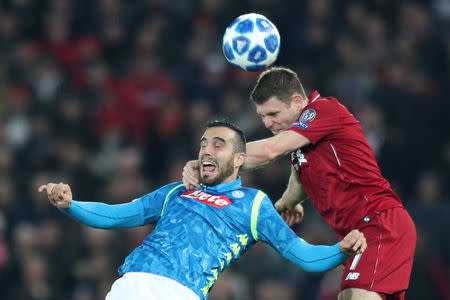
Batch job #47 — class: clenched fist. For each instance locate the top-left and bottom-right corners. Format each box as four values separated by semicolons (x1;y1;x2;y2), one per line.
39;182;72;209
339;229;367;256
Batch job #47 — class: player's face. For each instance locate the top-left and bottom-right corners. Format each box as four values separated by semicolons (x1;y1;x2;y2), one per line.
198;127;242;186
256;95;304;135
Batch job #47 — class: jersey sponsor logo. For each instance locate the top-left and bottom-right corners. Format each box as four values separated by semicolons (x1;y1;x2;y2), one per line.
181;190;232;208
345;272;360;280
232;190;245;198
300;108;316;122
291;121;310;130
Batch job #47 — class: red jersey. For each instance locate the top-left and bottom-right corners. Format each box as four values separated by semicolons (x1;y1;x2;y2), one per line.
288;91;403;238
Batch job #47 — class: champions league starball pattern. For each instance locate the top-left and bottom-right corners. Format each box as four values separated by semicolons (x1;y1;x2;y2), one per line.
222;13;280;72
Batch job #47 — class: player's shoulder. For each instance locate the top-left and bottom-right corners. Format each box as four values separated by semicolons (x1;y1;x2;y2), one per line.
232;187;268;201
303;94;347;118
142;181;186;198
159;181;187;195
163;181;186;190
307;94;339;109
235;186;258;195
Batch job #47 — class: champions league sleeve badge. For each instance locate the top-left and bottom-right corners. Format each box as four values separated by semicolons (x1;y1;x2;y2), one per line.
300;108;316;123
291;108;316;130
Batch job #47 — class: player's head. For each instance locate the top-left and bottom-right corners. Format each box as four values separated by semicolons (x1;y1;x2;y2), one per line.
250;67;308;135
198;120;246;186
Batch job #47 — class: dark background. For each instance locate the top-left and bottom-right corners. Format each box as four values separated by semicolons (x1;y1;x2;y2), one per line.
0;0;448;299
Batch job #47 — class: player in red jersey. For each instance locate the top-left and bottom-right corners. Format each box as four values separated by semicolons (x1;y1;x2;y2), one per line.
183;67;416;300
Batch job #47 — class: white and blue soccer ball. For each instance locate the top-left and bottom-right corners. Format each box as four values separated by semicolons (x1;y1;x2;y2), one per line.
222;13;280;72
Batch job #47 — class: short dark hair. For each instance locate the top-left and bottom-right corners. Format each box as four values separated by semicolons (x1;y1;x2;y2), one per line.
250;66;306;104
206;120;246;153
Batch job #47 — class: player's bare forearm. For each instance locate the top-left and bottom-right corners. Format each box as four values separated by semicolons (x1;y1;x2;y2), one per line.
274;167;308;225
281;166;308;205
241;139;278;171
242;131;311;171
243;135;293;171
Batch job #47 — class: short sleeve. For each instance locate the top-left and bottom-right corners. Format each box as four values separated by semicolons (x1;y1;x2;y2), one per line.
287;98;341;145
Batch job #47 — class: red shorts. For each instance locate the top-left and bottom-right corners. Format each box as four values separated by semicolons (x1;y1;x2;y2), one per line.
341;207;416;298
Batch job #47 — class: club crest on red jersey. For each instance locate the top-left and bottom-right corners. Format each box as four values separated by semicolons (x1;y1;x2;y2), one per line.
181;190;232;208
291;149;307;170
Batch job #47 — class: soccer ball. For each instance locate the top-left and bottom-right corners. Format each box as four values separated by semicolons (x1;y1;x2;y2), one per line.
222;13;280;72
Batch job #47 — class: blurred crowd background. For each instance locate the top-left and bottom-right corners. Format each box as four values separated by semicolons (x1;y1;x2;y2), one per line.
0;0;448;299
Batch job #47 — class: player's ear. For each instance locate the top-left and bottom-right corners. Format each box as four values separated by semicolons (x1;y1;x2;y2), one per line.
234;152;246;168
291;93;305;109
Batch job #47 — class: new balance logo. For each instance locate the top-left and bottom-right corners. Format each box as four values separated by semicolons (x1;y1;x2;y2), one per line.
345;272;360;280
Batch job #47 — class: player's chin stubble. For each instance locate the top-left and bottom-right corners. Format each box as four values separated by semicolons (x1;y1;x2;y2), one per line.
200;159;235;186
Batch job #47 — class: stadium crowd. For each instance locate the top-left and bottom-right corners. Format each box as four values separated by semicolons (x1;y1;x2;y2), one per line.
0;0;448;299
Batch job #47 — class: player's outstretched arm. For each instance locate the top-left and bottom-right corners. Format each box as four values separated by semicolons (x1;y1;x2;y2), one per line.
243;130;311;171
275;166;308;226
181;131;310;188
256;195;366;272
282;229;366;272
257;195;366;272
39;182;144;229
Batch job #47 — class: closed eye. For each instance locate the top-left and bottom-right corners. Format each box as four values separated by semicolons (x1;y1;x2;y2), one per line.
214;142;224;149
199;137;226;149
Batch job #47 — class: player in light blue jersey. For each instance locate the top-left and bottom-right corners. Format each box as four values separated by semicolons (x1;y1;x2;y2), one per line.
39;120;366;300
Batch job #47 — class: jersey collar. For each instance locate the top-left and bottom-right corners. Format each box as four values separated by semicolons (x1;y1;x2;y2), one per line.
308;90;320;103
200;176;242;193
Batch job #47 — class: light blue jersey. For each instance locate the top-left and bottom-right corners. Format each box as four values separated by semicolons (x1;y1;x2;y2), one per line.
62;177;348;299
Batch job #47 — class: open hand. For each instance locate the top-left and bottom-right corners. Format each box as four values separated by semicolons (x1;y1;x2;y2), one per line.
39;182;72;209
